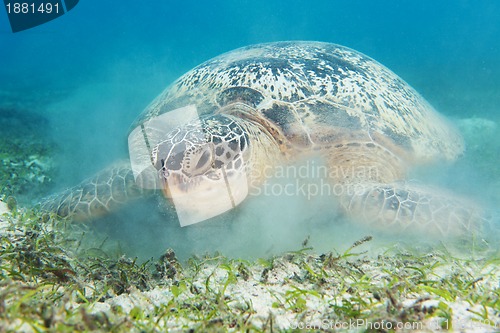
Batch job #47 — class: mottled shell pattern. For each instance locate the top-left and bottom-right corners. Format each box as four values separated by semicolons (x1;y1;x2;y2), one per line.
133;41;463;164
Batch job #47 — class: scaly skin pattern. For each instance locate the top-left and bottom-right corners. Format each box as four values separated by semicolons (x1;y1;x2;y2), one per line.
39;162;145;220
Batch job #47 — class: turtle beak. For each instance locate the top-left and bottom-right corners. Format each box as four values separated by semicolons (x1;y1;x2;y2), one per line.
157;166;183;199
161;181;173;199
156;159;250;227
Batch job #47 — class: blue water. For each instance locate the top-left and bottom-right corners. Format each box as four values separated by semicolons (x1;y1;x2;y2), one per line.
1;0;499;259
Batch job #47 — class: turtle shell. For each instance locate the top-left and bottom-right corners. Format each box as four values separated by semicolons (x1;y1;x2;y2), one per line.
133;41;464;163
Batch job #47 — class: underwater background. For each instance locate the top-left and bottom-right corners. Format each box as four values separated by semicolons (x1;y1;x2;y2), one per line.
1;0;499;260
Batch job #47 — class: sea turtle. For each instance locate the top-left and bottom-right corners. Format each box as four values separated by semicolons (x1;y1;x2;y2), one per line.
39;41;489;237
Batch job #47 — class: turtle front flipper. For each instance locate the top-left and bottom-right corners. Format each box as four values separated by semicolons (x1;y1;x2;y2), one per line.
338;182;489;238
39;161;150;221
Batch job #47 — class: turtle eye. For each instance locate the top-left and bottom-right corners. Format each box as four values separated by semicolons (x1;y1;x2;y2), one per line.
184;144;214;176
195;149;212;170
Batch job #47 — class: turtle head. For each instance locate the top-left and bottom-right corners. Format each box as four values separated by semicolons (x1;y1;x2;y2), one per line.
151;114;250;223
